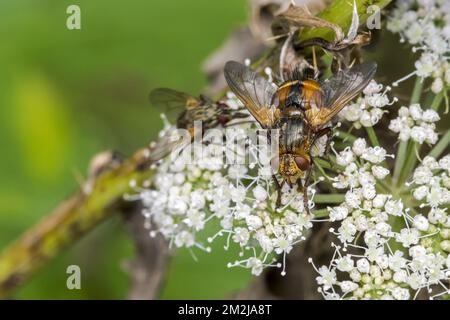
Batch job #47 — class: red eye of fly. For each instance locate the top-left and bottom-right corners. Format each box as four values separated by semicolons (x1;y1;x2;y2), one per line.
294;156;309;171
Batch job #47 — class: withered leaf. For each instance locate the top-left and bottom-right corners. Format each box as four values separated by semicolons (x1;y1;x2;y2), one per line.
272;4;344;42
346;0;359;41
249;0;326;44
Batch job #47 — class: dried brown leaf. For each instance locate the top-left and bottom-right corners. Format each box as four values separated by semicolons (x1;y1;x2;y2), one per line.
250;0;327;44
272;3;344;42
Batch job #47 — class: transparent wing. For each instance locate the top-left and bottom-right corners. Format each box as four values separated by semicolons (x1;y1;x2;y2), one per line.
147;127;192;162
224;61;277;128
149;88;201;122
317;62;377;123
149;88;200;110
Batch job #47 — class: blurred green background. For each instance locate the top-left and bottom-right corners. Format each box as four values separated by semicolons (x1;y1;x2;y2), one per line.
0;0;253;299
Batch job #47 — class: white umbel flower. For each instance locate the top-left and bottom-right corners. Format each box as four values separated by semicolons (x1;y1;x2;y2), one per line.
389;103;439;144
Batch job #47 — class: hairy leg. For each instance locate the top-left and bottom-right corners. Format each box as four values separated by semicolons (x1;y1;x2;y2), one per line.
273;175;282;208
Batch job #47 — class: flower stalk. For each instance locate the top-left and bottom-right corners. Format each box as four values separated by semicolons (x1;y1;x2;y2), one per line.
393;77;423;184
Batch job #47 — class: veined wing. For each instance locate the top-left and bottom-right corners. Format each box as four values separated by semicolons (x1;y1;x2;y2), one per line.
147;127;192;163
148;88;201;161
149;88;201;110
224;61;278;128
308;62;377;127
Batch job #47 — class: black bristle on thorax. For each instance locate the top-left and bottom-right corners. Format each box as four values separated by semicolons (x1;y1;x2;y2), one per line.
284;65;318;82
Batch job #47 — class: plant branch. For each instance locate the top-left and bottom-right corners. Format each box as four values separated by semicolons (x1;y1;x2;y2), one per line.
0;148;155;298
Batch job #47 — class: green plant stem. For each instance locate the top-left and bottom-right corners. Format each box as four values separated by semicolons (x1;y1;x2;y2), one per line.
398;141;419;186
376;179;392;195
428;130;450;159
314;161;334;182
366;126;379;147
314;158;332;170
336;129;357;143
314;194;345;203
313;208;330;218
410;77;423;105
398;91;447;184
299;0;393;42
393;141;407;183
431;91;444;111
444;90;449;113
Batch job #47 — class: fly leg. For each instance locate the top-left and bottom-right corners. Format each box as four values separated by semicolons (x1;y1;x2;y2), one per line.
273;175;283;208
316;127;332;149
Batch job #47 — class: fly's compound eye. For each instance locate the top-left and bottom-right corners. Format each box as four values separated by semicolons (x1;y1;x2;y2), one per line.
294;156;310;171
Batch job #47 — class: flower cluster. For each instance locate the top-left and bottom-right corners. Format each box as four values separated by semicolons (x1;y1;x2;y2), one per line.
387;0;450;91
312;241;450;300
311;140;450;300
339;80;396;128
410;155;450;209
133;94;317;276
389;103;440;144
